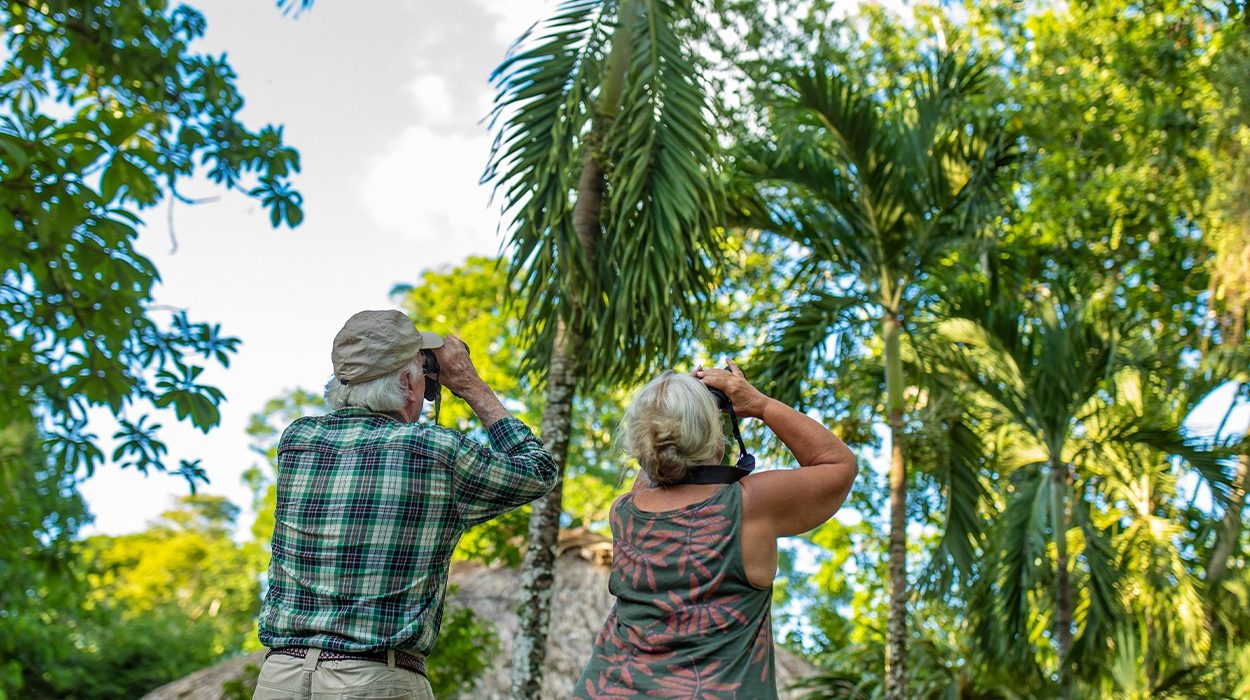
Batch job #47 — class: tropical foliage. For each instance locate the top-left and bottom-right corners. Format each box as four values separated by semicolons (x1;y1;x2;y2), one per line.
484;1;729;694
736;44;1019;697
3;0;1249;699
0;0;303;487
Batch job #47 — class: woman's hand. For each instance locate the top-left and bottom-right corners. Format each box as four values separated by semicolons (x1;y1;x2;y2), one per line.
693;360;769;419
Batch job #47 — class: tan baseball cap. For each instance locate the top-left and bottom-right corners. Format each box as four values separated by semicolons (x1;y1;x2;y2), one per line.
331;310;443;385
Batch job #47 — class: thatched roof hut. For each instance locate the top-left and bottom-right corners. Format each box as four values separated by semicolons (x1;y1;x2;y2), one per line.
143;532;818;699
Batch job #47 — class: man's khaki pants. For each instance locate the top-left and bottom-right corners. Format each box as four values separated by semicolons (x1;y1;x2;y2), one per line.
252;648;435;700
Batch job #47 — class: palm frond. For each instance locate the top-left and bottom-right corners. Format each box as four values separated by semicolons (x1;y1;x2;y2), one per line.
905;51;990;152
972;464;1051;669
921;417;990;596
1084;373;1240;506
595;0;725;382
940;288;1124;458
275;0;315;16
758;291;860;404
783;64;884;183
918;118;1022;260
486;0;611;379
935;314;1038;437
1069;496;1123;667
1122;427;1234;501
739;133;864;265
791;645;881;700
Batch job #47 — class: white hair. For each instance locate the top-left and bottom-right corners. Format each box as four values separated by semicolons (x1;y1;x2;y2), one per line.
325;357;424;412
620;371;726;485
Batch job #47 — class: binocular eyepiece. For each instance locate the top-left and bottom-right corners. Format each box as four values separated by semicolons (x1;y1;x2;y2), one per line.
420;349;440;402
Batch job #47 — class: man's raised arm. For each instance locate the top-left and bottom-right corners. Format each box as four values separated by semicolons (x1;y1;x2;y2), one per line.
435;334;557;528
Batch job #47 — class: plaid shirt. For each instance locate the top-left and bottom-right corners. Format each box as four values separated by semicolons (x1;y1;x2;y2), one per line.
258;407;556;655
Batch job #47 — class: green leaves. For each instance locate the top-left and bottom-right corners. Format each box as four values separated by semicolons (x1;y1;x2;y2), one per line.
250;176;305;228
758;290;860;404
0;0;305;482
762;50;1017;294
101;153;159;206
487;0;725;386
154;363;226;432
596;0;726;376
970;464;1051;670
111;416;168;473
487;0;607;379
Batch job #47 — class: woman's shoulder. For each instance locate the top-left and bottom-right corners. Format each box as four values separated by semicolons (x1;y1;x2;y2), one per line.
611;492;634;512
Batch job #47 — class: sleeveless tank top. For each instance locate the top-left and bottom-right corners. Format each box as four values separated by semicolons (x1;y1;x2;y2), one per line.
572;483;777;699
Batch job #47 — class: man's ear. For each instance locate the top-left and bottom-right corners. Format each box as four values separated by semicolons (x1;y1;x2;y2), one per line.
397;368;415;400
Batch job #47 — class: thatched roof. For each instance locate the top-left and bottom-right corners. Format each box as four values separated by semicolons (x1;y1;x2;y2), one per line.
143;531;818;699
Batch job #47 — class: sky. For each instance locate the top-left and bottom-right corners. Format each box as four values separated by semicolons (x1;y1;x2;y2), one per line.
79;0;554;536
78;0;1250;539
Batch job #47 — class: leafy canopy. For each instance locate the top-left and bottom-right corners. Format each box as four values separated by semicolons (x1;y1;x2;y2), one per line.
0;0;303;485
486;0;726;385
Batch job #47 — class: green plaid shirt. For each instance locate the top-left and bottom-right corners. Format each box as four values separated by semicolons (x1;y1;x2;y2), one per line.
258;407;556;655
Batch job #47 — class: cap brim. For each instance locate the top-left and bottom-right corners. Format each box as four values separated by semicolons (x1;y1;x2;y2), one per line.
417;331;444;349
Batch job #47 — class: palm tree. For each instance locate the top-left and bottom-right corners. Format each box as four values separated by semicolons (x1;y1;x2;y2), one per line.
741;51;1018;699
485;1;724;696
938;286;1234;699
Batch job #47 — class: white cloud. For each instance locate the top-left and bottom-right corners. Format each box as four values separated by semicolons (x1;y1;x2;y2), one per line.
409;74;457;125
408;72;494;129
483;0;555;43
359;124;503;264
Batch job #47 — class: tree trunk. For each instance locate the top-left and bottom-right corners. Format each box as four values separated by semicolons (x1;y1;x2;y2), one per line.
1050;455;1073;700
1207;452;1248;584
883;312;908;700
509;318;582;700
509;9;633;692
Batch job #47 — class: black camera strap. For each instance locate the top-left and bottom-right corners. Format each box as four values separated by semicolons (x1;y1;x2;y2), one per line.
673;386;757;485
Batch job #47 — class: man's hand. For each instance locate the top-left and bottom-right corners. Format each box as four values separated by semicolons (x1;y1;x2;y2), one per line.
432;334;486;398
432;334;509;428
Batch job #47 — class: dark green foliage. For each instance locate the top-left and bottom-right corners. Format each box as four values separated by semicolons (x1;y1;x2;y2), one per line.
0;418;88;699
0;495;259;699
426;602;500;698
0;0;303;485
485;0;726;387
706;1;1250;697
221;663;261;700
35;602;224;700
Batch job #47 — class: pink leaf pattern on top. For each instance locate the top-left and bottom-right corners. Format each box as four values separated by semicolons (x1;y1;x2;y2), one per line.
646;660;742;699
652;583;749;641
750;611;773;682
572;486;779;699
613;507;685;592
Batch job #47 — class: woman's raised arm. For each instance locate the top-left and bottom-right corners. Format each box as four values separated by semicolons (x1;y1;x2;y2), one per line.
695;362;858;537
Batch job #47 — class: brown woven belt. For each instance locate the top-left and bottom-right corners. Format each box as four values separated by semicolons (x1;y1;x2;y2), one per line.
267;646;427;676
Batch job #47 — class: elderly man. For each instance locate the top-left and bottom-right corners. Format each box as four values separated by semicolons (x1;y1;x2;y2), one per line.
253;310;557;700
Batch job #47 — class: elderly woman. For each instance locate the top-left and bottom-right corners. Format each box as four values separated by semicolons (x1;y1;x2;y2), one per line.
573;362;858;699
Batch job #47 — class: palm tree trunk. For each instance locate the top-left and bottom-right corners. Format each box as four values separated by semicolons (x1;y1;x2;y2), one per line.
509;8;633;696
1050;455;1073;700
883;312;908;700
509;318;582;699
